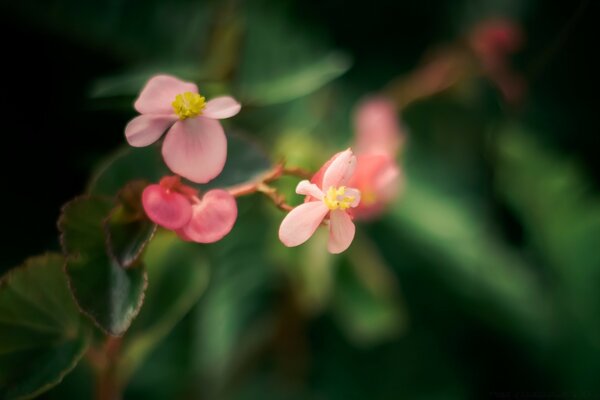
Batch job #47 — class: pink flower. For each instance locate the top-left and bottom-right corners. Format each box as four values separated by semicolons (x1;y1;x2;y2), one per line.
142;176;237;243
350;97;404;220
354;97;404;156
125;75;241;183
279;149;361;254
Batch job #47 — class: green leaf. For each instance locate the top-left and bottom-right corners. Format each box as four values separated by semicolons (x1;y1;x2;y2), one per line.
388;166;553;341
105;181;157;268
88;133;271;197
235;4;350;106
495;126;600;386
118;231;210;383
0;254;91;400
237;52;351;106
59;196;148;336
332;233;407;346
193;199;276;393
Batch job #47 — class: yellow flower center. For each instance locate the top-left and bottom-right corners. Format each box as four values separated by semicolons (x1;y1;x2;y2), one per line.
323;186;355;211
172;92;206;120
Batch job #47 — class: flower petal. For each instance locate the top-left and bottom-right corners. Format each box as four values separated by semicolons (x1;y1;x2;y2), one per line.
322;149;357;190
161;118;227;184
202;96;241;119
296;180;324;200
177;190;237;243
354;97;403;156
344;187;361;207
328;210;355;254
134;75;198;115
142;184;192;230
279;201;329;247
125;114;176;147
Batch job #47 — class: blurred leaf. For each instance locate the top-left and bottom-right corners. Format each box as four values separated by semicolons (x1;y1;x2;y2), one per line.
0;254;90;400
59;196;147;336
495;126;600;387
236;4;350;106
496;126;600;296
192;198;276;396
238;52;351;106
332;233;407;346
105;181;157;268
88;132;271;196
388;164;553;341
90;65;210;99
119;231;210;383
5;0;213;61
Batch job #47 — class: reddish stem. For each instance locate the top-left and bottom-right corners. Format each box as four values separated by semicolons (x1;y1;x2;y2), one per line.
226;162;312;212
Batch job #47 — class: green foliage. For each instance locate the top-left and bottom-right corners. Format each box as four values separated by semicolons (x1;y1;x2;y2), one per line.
0;254;90;400
105;181;157;268
333;235;407;346
119;231;210;384
59;196;148;336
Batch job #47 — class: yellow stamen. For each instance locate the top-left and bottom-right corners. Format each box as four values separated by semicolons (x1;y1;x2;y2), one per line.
323;186;355;211
172;92;206;120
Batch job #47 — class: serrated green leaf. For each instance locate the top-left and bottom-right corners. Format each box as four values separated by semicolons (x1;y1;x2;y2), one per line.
105;181;157;268
59;196;148;336
0;254;91;400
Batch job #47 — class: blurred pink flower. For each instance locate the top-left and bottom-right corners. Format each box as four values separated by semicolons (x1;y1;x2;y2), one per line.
354;97;404;156
142;176;237;243
468;19;526;104
350;97;404;220
279;149;361;254
125;75;241;183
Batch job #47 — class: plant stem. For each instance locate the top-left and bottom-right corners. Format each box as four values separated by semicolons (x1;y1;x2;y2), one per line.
88;337;123;400
226;162;312;212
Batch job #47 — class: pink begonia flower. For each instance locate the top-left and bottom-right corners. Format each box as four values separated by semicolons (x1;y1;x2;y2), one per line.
354;97;404;156
142;176;237;243
350;97;404;220
125;75;241;183
279;149;361;254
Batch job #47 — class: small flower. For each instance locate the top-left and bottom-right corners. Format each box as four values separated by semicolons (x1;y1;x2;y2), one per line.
279;149;361;254
142;176;237;243
350;97;404;220
354;97;404;156
125;75;241;183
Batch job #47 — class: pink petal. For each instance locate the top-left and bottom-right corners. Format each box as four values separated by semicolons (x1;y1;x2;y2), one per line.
296;180;324;200
354;97;403;156
125;114;176;147
177;190;237;243
134;75;198;115
202;96;241;119
328;210;355;254
349;154;402;220
161;118;227;184
344;187;361;207
142;184;192;230
279;201;329;247
322;149;357;190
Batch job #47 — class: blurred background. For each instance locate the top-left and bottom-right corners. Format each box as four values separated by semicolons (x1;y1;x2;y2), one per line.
1;0;599;398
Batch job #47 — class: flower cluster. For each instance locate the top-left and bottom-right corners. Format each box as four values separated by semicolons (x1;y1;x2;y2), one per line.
278;96;403;253
126;76;403;252
126;75;241;242
142;176;237;243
